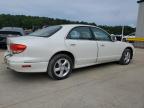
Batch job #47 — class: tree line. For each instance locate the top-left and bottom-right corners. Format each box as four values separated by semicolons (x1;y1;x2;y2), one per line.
0;14;135;35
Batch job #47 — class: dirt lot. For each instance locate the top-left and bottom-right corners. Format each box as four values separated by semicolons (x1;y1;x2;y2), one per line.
0;48;144;108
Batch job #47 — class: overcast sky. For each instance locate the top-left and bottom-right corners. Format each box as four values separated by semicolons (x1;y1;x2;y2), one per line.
0;0;138;26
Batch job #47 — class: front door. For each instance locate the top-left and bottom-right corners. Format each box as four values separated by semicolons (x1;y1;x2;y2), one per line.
91;27;122;63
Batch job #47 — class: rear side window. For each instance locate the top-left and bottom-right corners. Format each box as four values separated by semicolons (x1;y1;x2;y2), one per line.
91;27;111;41
29;26;62;37
67;27;93;40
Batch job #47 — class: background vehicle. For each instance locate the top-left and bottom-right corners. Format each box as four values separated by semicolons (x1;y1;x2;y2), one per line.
123;32;136;43
0;27;25;48
24;29;33;35
4;24;134;80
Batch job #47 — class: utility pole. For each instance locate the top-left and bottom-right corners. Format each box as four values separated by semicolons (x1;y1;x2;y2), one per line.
121;26;124;41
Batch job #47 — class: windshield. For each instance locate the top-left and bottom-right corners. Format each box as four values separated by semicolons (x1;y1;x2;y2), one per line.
29;26;62;37
0;31;22;37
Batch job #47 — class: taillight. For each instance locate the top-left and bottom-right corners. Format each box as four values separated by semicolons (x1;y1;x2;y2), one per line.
10;44;26;54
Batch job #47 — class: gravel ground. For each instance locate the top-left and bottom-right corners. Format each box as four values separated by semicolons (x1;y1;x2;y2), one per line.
0;48;144;108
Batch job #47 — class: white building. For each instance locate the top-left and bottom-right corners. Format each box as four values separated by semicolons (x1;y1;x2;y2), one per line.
136;0;144;47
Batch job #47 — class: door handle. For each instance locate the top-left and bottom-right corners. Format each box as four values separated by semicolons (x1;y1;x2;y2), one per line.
100;44;105;47
70;44;76;46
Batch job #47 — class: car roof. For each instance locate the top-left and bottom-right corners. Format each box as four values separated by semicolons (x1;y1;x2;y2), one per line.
60;24;96;28
58;24;97;31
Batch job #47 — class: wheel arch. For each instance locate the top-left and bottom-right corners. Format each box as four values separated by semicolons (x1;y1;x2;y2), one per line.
125;47;133;59
50;51;75;66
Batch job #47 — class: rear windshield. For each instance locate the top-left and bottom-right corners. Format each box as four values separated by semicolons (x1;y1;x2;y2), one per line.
29;26;62;37
0;31;22;36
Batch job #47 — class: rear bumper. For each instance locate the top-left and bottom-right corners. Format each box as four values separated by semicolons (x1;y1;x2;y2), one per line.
4;54;48;73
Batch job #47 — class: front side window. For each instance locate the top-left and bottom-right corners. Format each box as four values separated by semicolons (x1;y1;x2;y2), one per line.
29;26;62;37
91;28;111;41
67;27;93;40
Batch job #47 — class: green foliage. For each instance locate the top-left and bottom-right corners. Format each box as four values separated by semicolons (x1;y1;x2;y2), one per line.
0;14;96;29
0;14;135;35
98;25;136;35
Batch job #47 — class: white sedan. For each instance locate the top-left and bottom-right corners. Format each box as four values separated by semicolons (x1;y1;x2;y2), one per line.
4;24;134;80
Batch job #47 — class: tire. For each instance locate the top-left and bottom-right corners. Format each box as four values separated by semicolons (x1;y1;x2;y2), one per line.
47;54;73;80
119;49;132;65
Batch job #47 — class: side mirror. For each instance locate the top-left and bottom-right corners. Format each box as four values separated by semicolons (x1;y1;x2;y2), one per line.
111;36;117;42
122;37;127;42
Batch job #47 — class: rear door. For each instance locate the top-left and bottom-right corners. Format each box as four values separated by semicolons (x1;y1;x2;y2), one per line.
65;26;98;67
91;27;122;63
